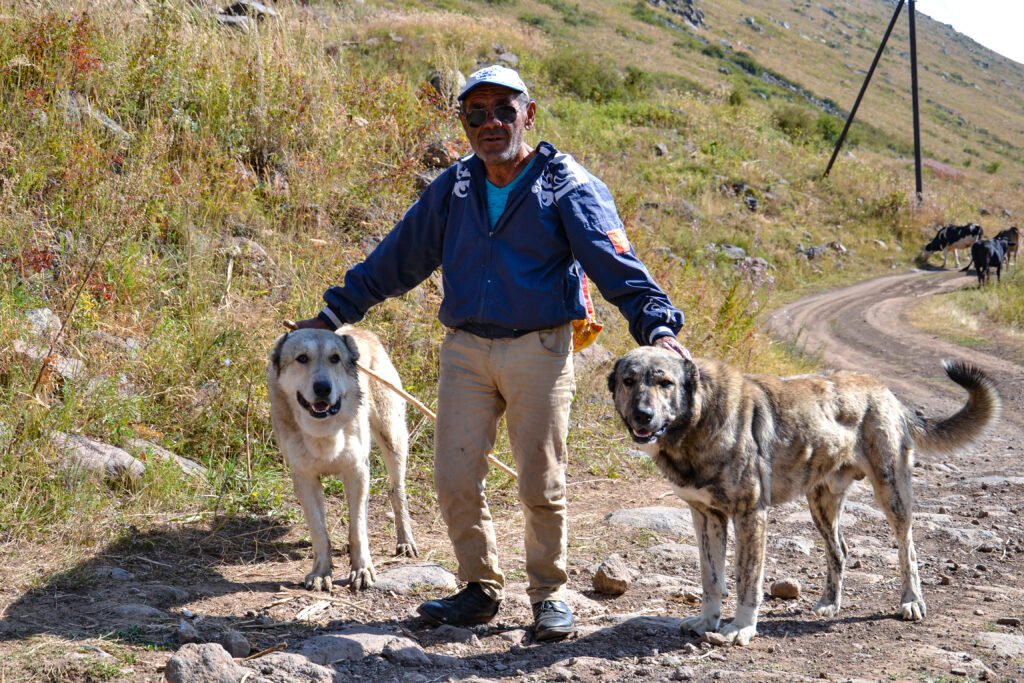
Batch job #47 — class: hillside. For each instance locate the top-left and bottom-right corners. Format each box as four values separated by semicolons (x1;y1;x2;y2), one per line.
2;1;1024;680
410;0;1024;189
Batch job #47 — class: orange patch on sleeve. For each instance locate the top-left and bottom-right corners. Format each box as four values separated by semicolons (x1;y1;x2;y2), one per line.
607;228;630;254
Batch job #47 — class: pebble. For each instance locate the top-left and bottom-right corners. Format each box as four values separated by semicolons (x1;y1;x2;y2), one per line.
704;632;729;647
771;578;802;599
997;617;1022;627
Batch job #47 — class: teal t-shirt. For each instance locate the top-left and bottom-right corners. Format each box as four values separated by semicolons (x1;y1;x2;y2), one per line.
486;156;537;229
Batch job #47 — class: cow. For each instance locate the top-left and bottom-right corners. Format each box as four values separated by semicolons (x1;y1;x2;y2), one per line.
961;238;1009;285
994;226;1019;267
923;223;984;268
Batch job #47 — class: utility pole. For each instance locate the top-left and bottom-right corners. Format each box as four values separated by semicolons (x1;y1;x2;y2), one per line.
823;0;924;202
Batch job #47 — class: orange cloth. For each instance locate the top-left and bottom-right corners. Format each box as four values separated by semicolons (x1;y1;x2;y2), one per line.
572;273;602;352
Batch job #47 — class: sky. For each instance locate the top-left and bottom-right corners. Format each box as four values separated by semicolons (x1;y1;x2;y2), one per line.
915;0;1024;65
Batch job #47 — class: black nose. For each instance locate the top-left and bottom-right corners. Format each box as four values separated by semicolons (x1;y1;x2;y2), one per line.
313;380;332;399
633;406;654;425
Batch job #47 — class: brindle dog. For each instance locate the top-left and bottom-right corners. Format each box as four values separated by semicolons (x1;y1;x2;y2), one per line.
608;348;1000;645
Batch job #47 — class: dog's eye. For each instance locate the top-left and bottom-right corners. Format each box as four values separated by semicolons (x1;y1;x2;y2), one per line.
296;354;309;364
659;379;674;388
329;354;341;364
622;377;636;387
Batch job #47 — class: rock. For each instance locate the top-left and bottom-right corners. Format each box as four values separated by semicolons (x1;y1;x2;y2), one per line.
655;143;669;156
383;638;431;666
975;632;1024;658
13;341;86;384
704;631;729;646
61;91;131;146
93;565;132;581
243;652;334;682
770;578;801;599
770;540;815;557
873;239;888;249
573;343;614;374
497;629;528;645
645;543;700;566
223;237;278;281
24;308;61;340
218;0;278;21
606;506;693;538
51;432;146;486
372;563;458;595
125;439;207;478
496;52;519;67
549;666;573;681
828;240;848;254
429;624;480;647
220;630;250;658
593;555;632;596
144;584;190;605
177;620;200;645
421;140;459;169
429;69;466;106
165;643;246;683
415;168;444;194
299;626;408;664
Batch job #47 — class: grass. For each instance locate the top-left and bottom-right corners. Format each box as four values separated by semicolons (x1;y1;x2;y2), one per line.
0;0;1020;578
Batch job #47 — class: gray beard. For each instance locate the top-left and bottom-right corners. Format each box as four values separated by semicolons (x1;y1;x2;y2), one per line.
478;127;524;165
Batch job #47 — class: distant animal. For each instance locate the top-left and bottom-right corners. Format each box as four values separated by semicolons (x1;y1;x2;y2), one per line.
961;238;1009;285
608;347;1000;646
994;226;1019;267
923;223;984;268
269;327;418;592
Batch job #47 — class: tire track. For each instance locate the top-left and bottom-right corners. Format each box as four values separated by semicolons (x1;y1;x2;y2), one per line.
766;269;1024;426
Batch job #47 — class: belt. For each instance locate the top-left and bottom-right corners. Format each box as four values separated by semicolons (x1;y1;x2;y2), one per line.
459;322;536;339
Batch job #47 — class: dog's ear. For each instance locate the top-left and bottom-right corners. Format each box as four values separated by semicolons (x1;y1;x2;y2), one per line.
340;334;360;368
679;357;699;393
607;358;623;394
270;332;290;377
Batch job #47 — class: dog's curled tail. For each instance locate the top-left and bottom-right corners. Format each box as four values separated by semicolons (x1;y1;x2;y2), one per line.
911;360;1001;454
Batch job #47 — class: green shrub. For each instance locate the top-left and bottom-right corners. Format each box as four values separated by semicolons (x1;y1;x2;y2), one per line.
773;105;814;141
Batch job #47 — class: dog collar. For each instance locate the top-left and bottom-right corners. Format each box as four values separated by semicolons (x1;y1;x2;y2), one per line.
296;392;342;419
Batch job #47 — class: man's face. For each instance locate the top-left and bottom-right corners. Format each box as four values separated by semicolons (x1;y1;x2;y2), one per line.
459;84;536;165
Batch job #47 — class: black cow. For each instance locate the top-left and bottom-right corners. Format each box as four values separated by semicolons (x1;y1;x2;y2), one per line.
994;226;1019;267
961;238;1008;285
923;223;984;268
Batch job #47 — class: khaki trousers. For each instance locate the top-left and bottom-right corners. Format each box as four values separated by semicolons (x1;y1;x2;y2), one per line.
434;324;575;604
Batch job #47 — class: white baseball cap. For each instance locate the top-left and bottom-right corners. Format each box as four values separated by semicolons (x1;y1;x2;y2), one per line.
458;65;529;101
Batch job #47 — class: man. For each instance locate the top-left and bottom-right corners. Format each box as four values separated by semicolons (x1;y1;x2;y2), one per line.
293;65;690;641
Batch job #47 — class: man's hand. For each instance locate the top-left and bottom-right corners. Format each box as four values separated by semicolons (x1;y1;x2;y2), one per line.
653;334;693;361
290;317;333;331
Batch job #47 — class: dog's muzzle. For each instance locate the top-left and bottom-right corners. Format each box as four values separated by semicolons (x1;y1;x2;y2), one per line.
296;392;342;419
629;424;668;445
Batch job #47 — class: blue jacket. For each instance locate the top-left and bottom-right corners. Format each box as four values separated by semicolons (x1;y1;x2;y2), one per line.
318;141;684;345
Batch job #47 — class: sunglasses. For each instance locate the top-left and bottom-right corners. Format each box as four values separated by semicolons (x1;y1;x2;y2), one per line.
462;104;519;128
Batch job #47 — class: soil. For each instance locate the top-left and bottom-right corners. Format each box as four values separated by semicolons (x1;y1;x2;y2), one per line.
2;268;1023;682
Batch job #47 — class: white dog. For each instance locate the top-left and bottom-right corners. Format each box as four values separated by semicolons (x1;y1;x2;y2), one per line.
269;327;417;591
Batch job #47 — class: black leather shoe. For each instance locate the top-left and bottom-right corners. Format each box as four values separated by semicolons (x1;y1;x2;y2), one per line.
532;600;575;641
417;583;501;626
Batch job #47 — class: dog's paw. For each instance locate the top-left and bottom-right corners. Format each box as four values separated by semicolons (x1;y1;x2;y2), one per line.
719;623;758;646
395;542;418;558
348;564;376;591
304;571;334;593
679;614;719;637
813;600;840;618
900;598;926;621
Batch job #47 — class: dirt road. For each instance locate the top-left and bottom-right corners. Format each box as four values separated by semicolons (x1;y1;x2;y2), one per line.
2;268;1023;682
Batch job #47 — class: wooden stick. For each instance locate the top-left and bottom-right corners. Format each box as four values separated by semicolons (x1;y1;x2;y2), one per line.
279;320;518;479
243;641;288;661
